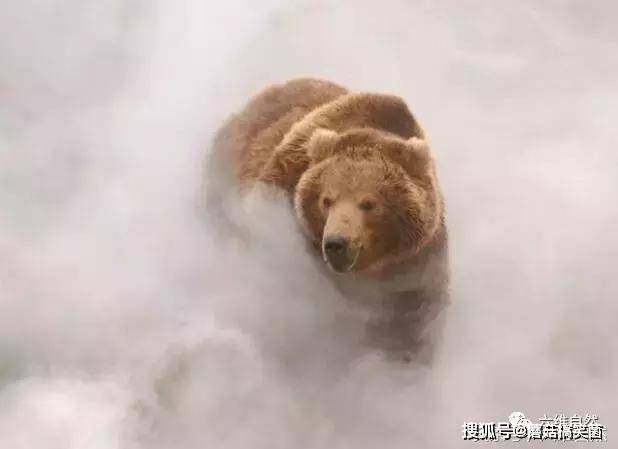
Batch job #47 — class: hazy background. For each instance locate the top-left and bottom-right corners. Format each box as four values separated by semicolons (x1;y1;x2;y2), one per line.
1;1;617;447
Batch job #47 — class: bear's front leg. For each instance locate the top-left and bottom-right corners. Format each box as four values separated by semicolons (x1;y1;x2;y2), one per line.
364;288;448;364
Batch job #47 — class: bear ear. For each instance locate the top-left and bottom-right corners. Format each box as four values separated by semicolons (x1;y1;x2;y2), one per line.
383;136;431;177
307;128;339;163
405;136;431;161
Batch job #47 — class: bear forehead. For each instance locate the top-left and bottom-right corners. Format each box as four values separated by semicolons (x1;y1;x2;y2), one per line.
332;128;409;153
335;128;397;146
318;155;406;191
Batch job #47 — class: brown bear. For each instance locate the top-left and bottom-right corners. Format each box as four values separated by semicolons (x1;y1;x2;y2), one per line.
205;78;449;363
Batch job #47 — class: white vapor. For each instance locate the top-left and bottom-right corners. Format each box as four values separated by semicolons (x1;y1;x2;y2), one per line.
1;1;617;448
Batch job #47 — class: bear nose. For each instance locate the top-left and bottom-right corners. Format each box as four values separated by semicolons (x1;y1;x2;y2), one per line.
324;235;349;257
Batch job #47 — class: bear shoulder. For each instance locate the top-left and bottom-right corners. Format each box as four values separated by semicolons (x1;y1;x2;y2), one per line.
260;92;425;191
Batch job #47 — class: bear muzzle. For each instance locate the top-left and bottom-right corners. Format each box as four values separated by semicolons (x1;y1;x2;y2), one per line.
322;235;361;273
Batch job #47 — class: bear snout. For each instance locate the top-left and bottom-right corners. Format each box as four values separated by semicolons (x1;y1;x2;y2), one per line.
324;235;348;255
323;235;358;272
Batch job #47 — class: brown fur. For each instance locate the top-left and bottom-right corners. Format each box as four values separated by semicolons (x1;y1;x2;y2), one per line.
206;78;449;363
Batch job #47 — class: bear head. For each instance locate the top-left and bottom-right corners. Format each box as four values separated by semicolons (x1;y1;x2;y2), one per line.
294;127;443;275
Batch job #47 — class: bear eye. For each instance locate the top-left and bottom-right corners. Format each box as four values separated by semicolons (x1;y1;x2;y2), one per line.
322;197;333;208
359;200;376;211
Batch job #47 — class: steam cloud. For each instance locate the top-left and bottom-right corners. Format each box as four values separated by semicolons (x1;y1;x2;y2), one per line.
1;1;617;448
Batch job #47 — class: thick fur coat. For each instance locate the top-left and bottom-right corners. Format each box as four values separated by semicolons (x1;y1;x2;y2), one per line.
206;78;449;363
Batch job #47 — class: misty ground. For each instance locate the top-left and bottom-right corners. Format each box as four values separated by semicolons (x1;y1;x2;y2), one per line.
1;1;617;448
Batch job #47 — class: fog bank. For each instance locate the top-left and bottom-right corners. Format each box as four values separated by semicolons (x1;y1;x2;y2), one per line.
1;1;617;447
